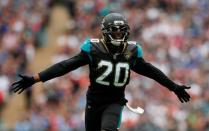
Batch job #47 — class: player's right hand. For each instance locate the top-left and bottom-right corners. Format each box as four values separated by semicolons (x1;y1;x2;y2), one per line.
11;74;35;94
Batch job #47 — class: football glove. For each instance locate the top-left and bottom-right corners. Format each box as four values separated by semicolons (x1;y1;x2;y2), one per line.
11;74;35;94
173;85;191;103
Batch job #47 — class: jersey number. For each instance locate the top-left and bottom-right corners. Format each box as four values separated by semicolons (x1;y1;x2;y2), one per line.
96;60;129;87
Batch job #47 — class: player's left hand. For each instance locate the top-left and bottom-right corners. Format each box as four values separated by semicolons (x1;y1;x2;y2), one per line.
173;85;191;103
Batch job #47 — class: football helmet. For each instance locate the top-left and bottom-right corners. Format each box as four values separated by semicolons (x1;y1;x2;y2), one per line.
101;13;130;46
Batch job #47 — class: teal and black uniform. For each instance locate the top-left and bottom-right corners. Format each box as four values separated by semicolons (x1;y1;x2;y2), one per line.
38;38;178;131
81;38;144;105
39;38;177;104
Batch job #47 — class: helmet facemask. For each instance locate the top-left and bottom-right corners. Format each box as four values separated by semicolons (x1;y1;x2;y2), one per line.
106;25;129;46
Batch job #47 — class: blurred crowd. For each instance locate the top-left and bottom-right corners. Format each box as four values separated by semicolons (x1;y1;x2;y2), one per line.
0;0;50;129
1;0;209;131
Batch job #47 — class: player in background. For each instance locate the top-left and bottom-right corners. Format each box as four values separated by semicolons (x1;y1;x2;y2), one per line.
11;13;191;131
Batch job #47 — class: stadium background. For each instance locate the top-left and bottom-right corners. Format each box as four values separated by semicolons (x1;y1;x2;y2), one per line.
0;0;209;130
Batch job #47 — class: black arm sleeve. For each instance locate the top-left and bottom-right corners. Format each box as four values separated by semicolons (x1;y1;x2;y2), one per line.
131;57;177;91
38;51;89;82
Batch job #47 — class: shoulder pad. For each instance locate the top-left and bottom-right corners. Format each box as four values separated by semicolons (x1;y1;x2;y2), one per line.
90;38;100;43
127;41;137;45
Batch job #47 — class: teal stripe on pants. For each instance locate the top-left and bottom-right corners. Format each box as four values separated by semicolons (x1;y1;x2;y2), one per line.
117;106;124;129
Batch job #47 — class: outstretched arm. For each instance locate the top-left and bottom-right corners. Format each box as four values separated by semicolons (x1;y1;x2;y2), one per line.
131;58;178;91
38;51;89;82
11;51;89;94
130;45;191;103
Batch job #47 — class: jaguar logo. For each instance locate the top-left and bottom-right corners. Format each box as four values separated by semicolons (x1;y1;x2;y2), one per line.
124;52;131;60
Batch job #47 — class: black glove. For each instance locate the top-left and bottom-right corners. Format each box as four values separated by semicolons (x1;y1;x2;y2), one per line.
173;85;191;103
11;74;35;94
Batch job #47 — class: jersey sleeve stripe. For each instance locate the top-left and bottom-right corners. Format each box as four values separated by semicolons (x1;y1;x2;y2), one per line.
137;45;143;58
81;38;91;53
80;38;92;61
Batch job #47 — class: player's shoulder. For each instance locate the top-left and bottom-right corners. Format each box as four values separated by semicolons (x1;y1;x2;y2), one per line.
80;38;100;52
127;40;142;50
126;40;143;58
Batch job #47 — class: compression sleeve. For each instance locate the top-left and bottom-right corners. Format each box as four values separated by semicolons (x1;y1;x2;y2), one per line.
131;57;177;91
38;51;89;82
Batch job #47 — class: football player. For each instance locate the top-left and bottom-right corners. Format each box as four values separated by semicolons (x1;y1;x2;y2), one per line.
11;13;191;131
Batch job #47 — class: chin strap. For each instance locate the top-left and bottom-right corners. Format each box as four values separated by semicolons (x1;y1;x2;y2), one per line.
101;38;127;55
108;34;126;46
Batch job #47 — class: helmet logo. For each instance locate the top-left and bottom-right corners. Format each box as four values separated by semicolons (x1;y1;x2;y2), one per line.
114;21;124;25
